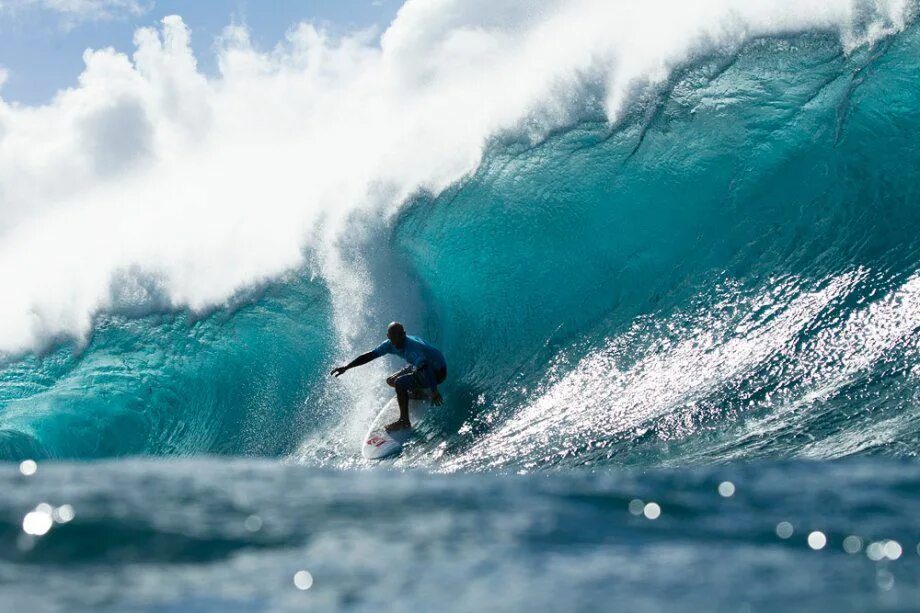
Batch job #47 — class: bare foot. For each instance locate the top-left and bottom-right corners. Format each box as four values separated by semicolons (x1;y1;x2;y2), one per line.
385;419;411;433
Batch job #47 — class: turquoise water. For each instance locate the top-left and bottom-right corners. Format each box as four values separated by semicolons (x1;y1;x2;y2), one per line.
2;17;920;613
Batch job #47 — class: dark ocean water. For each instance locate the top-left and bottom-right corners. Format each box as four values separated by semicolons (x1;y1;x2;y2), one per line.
2;459;919;611
1;12;919;613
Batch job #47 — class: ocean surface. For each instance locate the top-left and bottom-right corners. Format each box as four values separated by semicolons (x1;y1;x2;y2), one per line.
2;2;920;611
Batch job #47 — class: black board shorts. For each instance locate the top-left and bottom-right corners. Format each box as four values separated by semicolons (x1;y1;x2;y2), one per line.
393;364;447;395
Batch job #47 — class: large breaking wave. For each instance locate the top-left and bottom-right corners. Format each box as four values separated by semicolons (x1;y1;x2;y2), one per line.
0;1;918;468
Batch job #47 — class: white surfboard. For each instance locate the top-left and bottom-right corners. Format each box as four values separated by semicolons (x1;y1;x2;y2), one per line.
362;395;431;460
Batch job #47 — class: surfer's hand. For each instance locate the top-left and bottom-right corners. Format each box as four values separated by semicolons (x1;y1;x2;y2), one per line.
330;366;348;377
431;389;443;406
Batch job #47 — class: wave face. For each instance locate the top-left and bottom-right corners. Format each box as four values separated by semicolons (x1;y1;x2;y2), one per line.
1;10;919;466
0;276;336;459
410;28;920;472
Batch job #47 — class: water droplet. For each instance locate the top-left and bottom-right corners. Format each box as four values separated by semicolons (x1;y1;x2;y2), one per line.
53;505;75;523
718;481;735;497
244;514;263;532
876;569;894;591
775;522;794;539
807;531;827;550
866;542;885;561
643;502;661;520
19;460;37;476
842;535;862;554
293;570;314;590
883;540;902;561
22;510;53;536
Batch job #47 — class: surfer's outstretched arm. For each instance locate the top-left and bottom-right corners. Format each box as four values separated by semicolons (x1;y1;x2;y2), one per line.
330;351;377;377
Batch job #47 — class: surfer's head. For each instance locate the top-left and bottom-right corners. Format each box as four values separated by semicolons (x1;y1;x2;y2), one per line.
387;321;406;349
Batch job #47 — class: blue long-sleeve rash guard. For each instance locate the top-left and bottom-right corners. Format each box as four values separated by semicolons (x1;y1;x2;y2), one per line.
371;335;447;388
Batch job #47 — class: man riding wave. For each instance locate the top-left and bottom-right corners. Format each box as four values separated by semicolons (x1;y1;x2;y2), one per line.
330;322;447;432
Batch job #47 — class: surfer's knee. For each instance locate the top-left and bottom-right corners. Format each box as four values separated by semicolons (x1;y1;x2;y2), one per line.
393;373;413;393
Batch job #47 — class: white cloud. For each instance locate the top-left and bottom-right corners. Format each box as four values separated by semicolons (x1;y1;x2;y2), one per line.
0;1;913;354
0;0;151;23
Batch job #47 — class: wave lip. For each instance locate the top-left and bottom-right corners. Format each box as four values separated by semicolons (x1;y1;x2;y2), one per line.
0;0;915;355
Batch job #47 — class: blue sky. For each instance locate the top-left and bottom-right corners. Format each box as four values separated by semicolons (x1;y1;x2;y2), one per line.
0;0;400;105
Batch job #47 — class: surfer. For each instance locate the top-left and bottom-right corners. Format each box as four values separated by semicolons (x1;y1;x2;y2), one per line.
330;322;447;432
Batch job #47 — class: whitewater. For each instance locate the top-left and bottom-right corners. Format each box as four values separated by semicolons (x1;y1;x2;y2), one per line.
1;0;919;610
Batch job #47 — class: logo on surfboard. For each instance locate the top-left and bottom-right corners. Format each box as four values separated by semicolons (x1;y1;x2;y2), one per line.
366;435;387;448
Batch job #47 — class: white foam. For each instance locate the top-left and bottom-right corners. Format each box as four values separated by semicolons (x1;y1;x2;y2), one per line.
0;0;913;354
